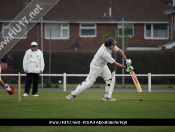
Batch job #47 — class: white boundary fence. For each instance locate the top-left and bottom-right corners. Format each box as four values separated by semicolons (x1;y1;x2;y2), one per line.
1;73;175;92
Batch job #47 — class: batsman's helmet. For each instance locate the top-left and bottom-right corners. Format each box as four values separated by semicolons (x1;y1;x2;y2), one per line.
105;37;117;47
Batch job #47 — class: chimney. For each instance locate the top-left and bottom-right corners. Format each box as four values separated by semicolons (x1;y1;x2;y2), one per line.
109;7;112;16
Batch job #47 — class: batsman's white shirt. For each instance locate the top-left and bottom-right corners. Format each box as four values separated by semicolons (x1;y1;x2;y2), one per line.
91;44;119;67
23;49;45;73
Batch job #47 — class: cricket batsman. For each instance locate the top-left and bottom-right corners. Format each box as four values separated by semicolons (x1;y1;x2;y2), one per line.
0;58;14;95
66;37;133;101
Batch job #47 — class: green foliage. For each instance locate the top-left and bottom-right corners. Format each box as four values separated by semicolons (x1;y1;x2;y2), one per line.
167;85;173;88
102;24;133;49
9;80;18;84
54;84;59;88
117;24;133;49
102;28;115;42
5;50;175;84
44;82;52;88
43;82;60;88
125;50;175;75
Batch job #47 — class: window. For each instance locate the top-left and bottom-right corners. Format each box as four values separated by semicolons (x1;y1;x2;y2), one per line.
118;23;134;37
80;24;96;37
2;22;27;39
45;23;69;39
144;24;168;39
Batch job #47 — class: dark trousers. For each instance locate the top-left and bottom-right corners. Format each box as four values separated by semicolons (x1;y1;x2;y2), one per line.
24;73;39;95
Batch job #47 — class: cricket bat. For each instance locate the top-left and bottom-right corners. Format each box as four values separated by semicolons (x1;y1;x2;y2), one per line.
130;71;142;93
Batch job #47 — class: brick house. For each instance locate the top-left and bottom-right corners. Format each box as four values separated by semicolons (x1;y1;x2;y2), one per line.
0;0;174;52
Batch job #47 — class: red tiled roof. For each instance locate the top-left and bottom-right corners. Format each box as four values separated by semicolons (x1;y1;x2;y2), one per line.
0;0;25;20
45;0;172;22
0;0;172;22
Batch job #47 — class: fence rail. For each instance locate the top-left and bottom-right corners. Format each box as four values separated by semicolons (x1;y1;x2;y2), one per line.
1;73;175;92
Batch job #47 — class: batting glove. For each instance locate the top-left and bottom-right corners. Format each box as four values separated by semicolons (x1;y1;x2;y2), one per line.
125;59;132;66
125;65;134;73
4;83;14;95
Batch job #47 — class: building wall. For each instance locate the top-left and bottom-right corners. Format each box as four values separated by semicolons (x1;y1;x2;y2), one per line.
0;23;172;52
132;24;170;47
11;23;118;52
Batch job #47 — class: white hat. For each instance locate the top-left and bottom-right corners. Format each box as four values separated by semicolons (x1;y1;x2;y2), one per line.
31;42;38;46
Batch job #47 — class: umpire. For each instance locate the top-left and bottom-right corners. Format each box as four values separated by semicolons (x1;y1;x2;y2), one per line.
22;42;45;97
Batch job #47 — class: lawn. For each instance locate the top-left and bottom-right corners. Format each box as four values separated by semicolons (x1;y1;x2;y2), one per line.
0;90;175;132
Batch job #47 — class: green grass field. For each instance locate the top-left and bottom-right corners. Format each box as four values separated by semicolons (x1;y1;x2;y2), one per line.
0;90;175;132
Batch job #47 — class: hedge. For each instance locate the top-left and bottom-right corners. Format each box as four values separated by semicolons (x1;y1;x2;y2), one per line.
4;50;175;84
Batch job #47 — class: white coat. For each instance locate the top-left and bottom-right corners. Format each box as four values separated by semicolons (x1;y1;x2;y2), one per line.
23;49;45;73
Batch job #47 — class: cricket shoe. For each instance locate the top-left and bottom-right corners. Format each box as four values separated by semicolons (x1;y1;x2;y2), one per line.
23;93;28;97
102;97;116;101
32;94;39;97
66;94;76;100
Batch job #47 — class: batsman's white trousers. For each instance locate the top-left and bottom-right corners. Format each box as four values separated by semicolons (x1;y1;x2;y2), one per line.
71;63;112;96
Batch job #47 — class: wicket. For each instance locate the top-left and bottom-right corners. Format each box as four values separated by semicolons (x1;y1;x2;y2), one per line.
18;72;21;101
